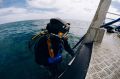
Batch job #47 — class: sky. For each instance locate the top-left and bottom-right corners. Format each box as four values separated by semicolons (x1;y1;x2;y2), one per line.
106;0;120;21
0;0;120;24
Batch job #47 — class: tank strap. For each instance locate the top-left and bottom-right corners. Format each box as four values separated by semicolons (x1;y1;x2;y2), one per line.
47;37;55;58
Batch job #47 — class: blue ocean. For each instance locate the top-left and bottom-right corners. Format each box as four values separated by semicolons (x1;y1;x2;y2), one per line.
0;19;90;79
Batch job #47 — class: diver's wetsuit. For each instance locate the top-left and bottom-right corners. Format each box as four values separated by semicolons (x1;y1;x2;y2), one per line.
34;34;74;78
34;34;74;66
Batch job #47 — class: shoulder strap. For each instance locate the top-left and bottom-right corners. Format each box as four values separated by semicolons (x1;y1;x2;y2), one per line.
47;35;55;58
32;30;48;40
29;30;48;51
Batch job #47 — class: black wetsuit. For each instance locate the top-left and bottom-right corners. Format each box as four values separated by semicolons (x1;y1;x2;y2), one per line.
34;34;74;78
34;34;74;66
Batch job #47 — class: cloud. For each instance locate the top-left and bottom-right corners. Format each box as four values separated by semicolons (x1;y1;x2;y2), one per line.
0;0;2;3
26;0;99;12
0;13;54;24
0;0;101;24
26;0;100;20
26;0;56;8
111;0;120;12
0;0;3;7
0;7;28;16
0;0;120;25
106;0;120;20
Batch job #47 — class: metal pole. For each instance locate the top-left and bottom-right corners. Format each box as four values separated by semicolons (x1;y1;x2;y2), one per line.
84;0;111;43
107;12;120;16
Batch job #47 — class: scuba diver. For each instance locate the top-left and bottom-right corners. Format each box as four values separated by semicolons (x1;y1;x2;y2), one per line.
29;18;74;79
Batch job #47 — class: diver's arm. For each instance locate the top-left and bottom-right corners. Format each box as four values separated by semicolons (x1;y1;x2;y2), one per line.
62;39;75;57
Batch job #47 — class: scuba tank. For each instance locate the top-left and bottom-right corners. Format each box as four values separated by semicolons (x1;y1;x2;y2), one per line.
28;29;48;52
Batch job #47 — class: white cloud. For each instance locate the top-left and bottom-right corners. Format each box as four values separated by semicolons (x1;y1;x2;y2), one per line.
0;0;2;3
26;0;100;20
0;0;101;24
0;12;56;24
109;0;120;12
0;0;119;25
0;7;27;16
112;0;120;2
0;0;3;7
109;6;118;13
106;0;120;20
26;0;56;8
26;0;120;14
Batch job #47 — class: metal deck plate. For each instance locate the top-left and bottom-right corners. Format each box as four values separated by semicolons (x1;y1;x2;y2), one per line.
86;33;120;79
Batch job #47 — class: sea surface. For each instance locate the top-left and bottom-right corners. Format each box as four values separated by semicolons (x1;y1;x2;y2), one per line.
0;19;90;79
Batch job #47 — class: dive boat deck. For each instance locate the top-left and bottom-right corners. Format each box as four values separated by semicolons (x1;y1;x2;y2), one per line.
85;32;120;79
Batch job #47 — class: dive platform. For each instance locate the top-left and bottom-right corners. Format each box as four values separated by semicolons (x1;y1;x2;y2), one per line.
85;32;120;79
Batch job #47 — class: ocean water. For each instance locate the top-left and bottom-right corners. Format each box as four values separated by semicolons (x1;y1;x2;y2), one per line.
0;19;90;79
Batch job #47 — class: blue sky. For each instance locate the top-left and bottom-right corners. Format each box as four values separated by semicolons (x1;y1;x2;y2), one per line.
1;0;26;8
0;0;120;24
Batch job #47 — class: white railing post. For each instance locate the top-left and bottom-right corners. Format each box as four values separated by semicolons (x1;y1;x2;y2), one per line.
84;0;111;43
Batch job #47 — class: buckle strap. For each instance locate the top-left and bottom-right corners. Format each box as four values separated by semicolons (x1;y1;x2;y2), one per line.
47;38;54;58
